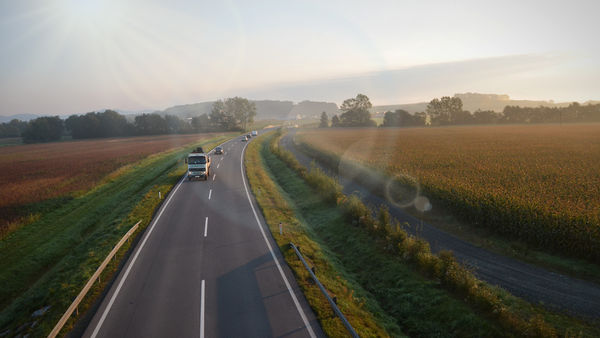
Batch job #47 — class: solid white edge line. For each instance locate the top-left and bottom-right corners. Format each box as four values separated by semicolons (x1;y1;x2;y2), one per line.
239;142;317;338
200;279;205;338
208;189;212;200
204;217;208;237
90;139;231;338
90;175;186;338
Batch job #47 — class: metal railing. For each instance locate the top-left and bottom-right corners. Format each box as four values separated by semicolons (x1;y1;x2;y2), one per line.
289;242;359;338
48;220;142;338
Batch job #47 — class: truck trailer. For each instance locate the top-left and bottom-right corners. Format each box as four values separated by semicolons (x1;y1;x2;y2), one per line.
186;147;211;180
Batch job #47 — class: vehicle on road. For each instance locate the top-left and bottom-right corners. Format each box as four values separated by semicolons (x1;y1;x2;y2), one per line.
251;130;258;137
186;148;210;180
214;146;223;155
241;136;247;142
246;133;252;138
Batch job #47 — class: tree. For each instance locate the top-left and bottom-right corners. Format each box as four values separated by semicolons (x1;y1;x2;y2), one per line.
65;110;130;139
0;119;28;138
226;97;256;131
426;96;463;125
165;114;192;134
210;100;235;130
319;111;329;128
331;114;340;127
209;97;256;131
339;94;375;127
134;114;168;135
22;116;64;143
472;110;501;124
382;109;428;127
192;114;211;132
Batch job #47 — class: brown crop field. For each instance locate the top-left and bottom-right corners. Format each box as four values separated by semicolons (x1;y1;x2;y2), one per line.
296;124;600;262
0;134;224;230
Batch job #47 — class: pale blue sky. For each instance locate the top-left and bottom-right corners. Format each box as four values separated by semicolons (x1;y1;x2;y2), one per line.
1;0;599;115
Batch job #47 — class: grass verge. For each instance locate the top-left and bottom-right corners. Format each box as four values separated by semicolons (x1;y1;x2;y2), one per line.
270;129;599;337
245;131;396;337
0;134;233;337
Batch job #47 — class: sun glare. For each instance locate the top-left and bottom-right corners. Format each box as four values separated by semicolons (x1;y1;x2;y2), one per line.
62;0;108;22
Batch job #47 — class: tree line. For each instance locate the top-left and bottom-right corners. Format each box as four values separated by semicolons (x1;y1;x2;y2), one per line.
0;97;256;143
318;94;600;128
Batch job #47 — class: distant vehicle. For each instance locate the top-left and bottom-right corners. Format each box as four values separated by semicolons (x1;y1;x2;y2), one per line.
246;134;252;138
251;130;258;136
214;146;223;155
186;149;210;181
241;136;247;142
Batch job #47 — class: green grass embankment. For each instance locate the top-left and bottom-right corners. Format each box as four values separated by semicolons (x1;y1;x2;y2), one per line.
267;129;599;337
245;131;396;337
0;134;233;337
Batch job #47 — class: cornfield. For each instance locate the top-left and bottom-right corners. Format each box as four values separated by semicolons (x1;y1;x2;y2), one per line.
296;124;600;262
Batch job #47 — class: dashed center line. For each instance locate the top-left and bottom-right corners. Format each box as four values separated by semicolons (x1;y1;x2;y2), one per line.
204;217;208;237
208;189;212;200
212;174;216;181
217;163;220;169
200;279;205;338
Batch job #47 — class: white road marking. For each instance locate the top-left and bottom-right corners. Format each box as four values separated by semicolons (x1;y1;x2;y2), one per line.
200;279;205;338
90;138;237;338
90;175;186;338
208;189;212;200
217;163;220;169
212;174;216;181
239;143;316;338
204;217;208;237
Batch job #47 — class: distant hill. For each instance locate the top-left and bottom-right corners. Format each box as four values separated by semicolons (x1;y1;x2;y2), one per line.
290;100;339;119
371;93;600;114
154;100;338;120
0;114;38;123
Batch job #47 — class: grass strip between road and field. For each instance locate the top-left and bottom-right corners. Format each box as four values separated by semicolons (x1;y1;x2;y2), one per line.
245;131;397;337
0;133;234;337
267;128;600;337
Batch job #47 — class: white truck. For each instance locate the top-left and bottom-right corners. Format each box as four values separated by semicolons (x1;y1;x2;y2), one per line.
186;147;211;181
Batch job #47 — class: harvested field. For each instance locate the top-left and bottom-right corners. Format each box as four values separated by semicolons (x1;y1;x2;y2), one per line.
296;124;600;261
0;134;224;229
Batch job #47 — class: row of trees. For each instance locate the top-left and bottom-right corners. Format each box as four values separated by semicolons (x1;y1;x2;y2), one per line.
320;94;377;128
0;97;257;143
318;94;600;128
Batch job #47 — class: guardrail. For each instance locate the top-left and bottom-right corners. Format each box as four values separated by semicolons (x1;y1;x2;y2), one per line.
289;242;359;338
48;220;142;338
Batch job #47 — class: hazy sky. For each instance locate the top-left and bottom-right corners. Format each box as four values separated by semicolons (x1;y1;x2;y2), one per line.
1;0;599;115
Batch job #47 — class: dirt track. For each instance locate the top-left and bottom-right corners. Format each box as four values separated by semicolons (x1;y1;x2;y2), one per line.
281;129;600;319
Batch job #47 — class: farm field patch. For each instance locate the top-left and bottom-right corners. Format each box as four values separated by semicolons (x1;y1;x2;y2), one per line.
296;124;600;262
0;134;224;232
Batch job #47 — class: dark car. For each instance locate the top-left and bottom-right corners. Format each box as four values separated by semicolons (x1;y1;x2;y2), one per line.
214;146;223;154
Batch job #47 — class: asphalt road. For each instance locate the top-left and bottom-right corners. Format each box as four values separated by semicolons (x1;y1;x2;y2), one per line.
281;129;600;319
83;133;324;338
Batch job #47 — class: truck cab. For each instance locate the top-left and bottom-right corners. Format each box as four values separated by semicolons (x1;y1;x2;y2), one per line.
186;149;210;180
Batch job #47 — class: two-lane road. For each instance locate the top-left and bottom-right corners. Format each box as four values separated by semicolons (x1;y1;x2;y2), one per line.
83;134;323;338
